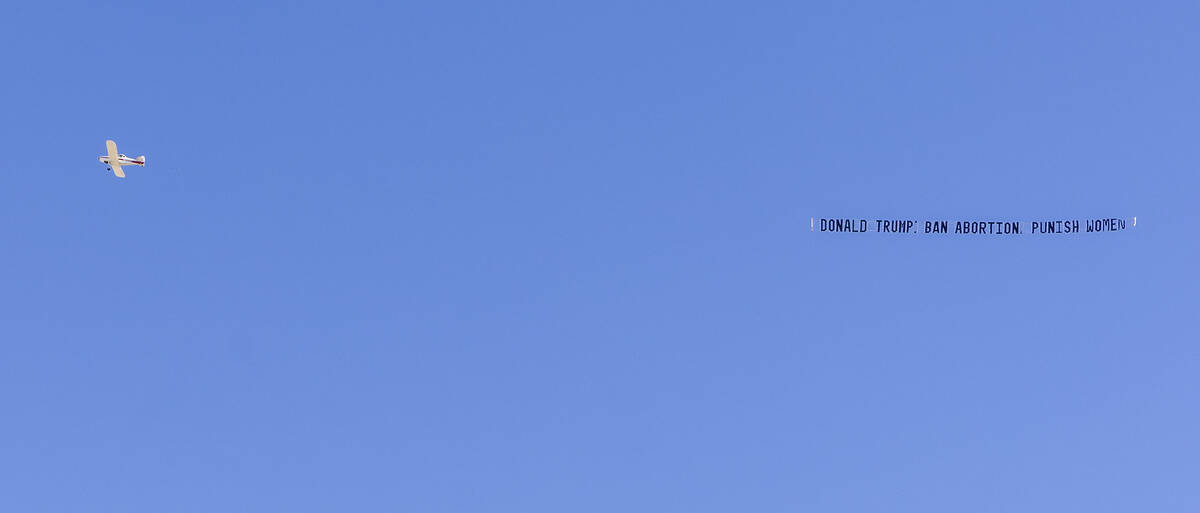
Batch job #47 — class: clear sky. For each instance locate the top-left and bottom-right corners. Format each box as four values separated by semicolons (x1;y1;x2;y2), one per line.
2;1;1198;511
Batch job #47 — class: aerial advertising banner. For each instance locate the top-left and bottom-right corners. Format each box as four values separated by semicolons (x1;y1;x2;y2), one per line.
812;217;1136;235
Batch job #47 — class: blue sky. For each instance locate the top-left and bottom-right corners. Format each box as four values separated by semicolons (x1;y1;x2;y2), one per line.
2;1;1198;511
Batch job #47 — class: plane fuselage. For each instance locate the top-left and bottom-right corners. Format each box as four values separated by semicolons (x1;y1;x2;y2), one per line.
98;153;144;166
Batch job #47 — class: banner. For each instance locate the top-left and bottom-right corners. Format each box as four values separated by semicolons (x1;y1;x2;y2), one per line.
811;217;1137;235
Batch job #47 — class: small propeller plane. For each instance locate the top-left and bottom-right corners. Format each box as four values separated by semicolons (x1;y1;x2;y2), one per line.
98;139;145;178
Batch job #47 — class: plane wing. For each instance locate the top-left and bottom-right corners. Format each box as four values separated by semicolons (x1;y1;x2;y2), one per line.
105;140;124;178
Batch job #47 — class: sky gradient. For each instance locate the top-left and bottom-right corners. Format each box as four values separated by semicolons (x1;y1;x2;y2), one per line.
2;1;1198;511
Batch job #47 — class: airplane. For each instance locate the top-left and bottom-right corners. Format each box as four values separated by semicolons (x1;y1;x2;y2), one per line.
98;139;145;178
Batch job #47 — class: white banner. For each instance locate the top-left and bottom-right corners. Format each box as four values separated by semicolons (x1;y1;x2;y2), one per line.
811;217;1137;235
